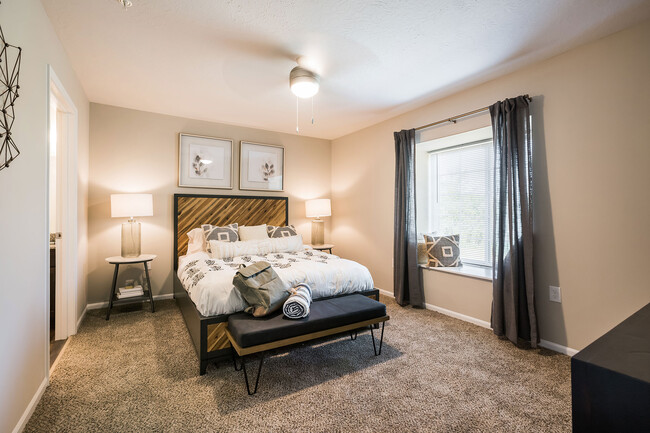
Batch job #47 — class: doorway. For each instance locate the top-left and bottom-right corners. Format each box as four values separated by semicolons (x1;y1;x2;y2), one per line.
47;66;79;372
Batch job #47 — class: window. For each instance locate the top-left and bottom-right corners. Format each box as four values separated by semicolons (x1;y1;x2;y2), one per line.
416;127;494;267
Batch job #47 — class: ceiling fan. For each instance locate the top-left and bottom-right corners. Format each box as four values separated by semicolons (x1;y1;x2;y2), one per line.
115;0;132;10
290;57;320;133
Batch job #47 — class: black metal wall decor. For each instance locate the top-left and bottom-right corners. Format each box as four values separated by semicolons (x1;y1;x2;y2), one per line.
0;6;22;172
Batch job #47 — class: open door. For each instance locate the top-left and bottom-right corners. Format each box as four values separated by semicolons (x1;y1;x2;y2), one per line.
47;66;78;371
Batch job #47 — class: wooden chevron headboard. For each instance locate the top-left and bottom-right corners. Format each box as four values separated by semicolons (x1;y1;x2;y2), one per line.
173;194;288;268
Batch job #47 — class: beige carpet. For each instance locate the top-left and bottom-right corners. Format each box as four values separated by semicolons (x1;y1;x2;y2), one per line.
26;297;571;432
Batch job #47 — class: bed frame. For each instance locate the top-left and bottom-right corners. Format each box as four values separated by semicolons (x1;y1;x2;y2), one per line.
173;193;379;375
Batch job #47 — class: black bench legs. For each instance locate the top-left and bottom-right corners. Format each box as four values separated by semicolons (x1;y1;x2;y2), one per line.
231;323;386;396
370;321;385;356
232;348;265;395
351;322;385;355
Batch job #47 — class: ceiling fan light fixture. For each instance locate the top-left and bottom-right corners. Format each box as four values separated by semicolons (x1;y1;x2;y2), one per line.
116;0;133;9
290;66;319;99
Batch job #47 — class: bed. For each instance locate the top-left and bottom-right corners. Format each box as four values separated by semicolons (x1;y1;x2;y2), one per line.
172;193;379;375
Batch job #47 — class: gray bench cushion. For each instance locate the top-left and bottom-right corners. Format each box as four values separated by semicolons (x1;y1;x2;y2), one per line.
228;294;386;348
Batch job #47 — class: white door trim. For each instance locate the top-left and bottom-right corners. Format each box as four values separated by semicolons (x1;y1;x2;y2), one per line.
46;65;79;378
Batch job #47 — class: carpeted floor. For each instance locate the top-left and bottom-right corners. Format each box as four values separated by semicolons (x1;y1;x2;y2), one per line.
26;297;571;432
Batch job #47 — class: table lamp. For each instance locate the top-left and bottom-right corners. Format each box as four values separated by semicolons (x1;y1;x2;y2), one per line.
111;193;153;258
305;198;331;246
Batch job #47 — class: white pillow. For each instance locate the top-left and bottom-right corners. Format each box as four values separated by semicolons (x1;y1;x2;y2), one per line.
269;234;304;253
209;238;273;259
238;224;269;241
209;235;304;259
186;227;206;255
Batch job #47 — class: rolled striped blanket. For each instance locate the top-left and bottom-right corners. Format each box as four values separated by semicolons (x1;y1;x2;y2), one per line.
282;283;312;319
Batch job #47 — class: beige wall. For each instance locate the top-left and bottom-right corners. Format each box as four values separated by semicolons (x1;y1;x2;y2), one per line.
88;104;331;304
0;1;89;432
422;271;492;324
332;20;650;351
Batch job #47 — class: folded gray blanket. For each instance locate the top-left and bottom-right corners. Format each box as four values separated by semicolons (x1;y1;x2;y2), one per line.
282;283;312;319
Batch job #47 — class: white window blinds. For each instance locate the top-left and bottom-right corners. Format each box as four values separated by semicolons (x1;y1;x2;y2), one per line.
428;139;493;266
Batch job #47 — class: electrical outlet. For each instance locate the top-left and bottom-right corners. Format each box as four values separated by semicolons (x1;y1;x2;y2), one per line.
549;285;561;303
147;261;153;270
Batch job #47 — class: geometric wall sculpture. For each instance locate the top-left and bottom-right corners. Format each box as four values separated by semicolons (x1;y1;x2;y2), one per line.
0;21;22;171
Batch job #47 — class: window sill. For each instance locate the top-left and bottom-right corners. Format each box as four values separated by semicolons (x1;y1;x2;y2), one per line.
419;263;493;282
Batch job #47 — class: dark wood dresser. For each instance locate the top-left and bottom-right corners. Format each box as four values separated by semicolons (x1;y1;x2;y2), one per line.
571;303;650;432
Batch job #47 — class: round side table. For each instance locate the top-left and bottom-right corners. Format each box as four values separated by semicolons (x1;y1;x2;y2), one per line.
309;244;334;254
105;254;157;320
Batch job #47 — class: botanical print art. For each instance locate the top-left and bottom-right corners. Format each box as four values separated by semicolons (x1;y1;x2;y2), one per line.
239;141;283;191
189;143;225;179
248;150;277;182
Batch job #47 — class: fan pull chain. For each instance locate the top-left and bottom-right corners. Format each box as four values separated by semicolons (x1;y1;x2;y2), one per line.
296;97;300;134
311;97;315;125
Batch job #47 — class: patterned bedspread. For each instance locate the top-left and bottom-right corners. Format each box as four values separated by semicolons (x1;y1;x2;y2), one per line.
178;250;374;316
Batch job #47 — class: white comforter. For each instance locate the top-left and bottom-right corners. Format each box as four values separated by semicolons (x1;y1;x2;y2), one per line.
178;249;374;316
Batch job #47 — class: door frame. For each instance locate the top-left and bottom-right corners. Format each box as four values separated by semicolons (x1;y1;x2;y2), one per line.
46;65;79;375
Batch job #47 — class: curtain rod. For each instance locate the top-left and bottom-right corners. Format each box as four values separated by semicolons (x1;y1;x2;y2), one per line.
414;94;531;132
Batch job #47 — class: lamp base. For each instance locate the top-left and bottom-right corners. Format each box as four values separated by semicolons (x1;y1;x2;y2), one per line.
311;219;324;246
121;220;141;258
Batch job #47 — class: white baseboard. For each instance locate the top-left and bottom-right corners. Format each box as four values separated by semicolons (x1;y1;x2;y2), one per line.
86;293;174;311
12;377;48;433
539;339;578;357
76;305;87;331
378;288;492;328
49;338;71;374
377;288;394;298
424;302;492;329
377;287;577;356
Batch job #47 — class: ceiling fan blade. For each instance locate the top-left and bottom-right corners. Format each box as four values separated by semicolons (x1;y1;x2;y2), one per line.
220;36;297;62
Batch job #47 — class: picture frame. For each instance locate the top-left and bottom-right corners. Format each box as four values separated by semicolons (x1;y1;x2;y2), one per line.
239;141;284;191
178;133;233;189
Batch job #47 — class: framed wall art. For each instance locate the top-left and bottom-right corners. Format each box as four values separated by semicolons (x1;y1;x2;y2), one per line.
239;141;284;191
178;133;233;189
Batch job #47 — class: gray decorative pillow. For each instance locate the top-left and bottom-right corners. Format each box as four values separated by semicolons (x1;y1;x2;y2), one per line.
424;234;461;267
202;223;239;245
267;224;297;238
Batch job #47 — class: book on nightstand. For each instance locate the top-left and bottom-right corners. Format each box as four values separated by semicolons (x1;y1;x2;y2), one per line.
117;285;144;299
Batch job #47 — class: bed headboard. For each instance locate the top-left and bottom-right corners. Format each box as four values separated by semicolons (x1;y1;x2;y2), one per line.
173;194;288;267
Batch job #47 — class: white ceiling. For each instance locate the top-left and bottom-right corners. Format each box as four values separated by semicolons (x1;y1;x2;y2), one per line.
41;0;650;139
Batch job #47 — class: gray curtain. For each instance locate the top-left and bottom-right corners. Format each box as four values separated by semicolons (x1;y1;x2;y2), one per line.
393;129;423;307
489;96;538;347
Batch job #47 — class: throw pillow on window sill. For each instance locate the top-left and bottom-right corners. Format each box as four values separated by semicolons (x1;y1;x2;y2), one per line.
416;233;432;264
417;241;428;264
424;234;461;267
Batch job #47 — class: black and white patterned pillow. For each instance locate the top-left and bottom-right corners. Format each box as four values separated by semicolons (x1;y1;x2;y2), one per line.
266;224;297;238
424;234;461;267
202;223;239;244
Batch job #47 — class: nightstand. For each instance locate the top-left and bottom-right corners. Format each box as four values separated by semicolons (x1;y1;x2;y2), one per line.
309;244;334;254
105;254;156;320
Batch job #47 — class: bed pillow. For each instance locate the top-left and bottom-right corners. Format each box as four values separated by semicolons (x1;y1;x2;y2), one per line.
424;234;461;267
202;223;239;243
267;224;298;238
209;238;273;259
269;234;303;253
186;227;207;255
209;235;304;259
238;224;269;241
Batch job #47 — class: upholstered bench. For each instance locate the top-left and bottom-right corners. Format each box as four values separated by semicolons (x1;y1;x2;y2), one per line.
226;294;389;395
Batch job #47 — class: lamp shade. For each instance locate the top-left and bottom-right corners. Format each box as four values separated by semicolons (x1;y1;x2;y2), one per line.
305;199;331;218
111;194;153;218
